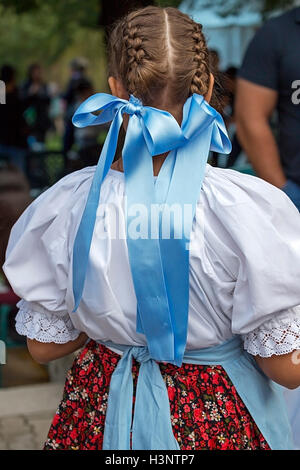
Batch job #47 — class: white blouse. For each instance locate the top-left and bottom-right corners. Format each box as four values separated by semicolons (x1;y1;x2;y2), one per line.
3;164;300;357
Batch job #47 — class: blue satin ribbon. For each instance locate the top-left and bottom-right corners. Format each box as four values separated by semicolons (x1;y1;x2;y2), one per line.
98;336;294;450
100;337;242;450
72;92;231;366
101;343;179;450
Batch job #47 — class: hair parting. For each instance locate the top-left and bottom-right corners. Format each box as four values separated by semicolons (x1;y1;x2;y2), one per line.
108;6;214;112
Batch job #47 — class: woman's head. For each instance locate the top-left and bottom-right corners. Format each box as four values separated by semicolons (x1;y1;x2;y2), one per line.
107;6;213;119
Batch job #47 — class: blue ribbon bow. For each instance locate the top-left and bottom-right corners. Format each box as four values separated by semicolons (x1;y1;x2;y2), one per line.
72;92;231;366
98;335;294;450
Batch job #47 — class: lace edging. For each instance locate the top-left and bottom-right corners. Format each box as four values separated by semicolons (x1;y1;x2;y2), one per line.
15;306;80;344
244;310;300;357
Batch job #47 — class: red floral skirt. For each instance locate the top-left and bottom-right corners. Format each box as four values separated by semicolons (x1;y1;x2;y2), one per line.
44;340;270;450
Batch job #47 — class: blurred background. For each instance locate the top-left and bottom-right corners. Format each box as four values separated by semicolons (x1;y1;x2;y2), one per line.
0;0;299;450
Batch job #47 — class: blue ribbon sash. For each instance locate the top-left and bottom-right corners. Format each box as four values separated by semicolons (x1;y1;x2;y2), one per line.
72;93;231;366
97;337;294;451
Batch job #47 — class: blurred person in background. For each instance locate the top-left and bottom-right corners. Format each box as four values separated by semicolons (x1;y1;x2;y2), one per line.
0;65;29;172
223;66;238;126
73;78;104;169
223;66;243;168
48;82;65;137
208;50;236;167
236;7;300;210
208;49;224;166
62;57;90;156
20;63;52;149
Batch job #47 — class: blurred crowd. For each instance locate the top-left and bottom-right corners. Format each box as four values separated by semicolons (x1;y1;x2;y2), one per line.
0;52;240;180
0;57;106;177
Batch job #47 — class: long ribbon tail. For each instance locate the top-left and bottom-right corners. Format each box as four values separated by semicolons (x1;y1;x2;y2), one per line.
102;349;134;450
72;110;123;311
132;360;180;450
159;129;213;365
154;94;231;365
123;114;175;361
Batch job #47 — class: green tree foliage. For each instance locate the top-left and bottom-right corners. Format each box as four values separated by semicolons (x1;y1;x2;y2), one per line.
0;1;106;87
0;0;181;83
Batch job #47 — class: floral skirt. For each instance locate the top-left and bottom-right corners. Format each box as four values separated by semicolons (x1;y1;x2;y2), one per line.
44;340;270;450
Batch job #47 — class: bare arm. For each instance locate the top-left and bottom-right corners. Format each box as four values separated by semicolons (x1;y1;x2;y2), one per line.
255;351;300;390
27;332;88;364
235;78;286;188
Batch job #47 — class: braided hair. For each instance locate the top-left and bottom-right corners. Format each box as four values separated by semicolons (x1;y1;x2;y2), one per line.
190;23;210;96
108;6;213;110
123;19;146;97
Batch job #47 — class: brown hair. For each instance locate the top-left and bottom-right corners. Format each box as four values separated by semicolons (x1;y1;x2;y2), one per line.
108;6;212;112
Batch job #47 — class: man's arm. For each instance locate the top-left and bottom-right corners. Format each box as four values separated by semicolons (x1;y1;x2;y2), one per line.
235;78;286;188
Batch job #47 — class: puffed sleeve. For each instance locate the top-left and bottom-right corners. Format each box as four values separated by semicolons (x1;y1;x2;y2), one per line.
203;166;300;357
2;167;95;343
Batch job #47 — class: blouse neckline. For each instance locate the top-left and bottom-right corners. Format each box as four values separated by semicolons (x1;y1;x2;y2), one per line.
108;164;211;181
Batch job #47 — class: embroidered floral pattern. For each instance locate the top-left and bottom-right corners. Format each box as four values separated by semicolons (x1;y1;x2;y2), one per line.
44;341;270;450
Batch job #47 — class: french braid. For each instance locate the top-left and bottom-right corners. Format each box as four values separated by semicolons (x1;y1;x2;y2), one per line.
123;18;146;96
190;23;210;96
108;6;213;108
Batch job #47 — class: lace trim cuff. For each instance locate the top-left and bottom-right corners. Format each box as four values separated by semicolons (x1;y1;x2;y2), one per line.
244;306;300;357
15;300;80;344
